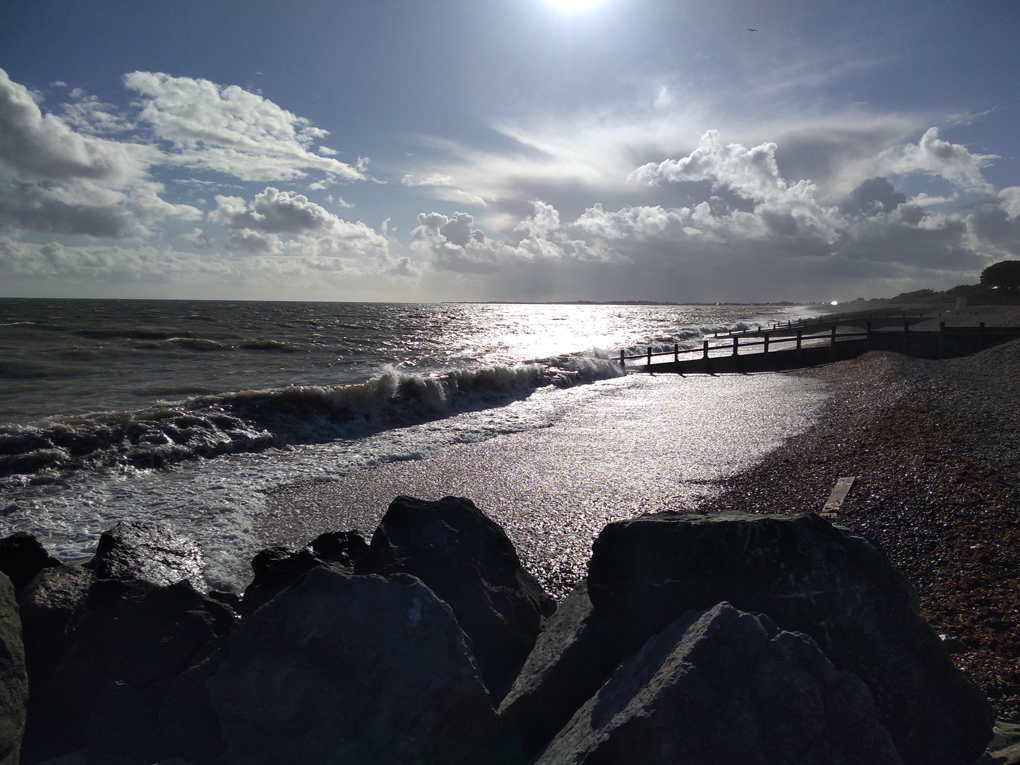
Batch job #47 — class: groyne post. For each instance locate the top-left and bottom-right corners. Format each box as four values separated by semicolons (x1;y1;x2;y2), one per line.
620;350;625;369
674;343;679;363
732;336;739;356
764;333;770;354
647;347;652;367
829;325;837;360
796;329;803;362
703;340;709;359
866;321;873;351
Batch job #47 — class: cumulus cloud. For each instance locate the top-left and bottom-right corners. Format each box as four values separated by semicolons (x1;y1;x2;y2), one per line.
0;68;152;186
123;71;363;184
875;127;997;192
179;228;217;248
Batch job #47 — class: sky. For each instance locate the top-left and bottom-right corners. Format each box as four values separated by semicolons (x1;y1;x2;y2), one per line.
1;0;1019;304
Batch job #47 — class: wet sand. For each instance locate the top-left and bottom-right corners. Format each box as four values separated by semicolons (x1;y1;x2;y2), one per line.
263;372;828;598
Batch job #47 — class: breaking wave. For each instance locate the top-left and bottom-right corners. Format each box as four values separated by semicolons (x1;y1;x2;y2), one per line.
0;355;624;484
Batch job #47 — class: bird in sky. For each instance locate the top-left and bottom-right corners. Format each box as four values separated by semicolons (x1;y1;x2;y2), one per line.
747;28;757;31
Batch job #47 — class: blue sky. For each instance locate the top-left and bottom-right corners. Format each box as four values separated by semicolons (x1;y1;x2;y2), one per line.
1;0;1018;303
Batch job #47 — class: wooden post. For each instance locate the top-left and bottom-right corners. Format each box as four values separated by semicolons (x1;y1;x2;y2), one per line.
647;346;652;367
620;350;625;369
732;336;739;356
829;325;837;359
764;333;770;354
674;343;679;363
703;339;709;359
796;329;803;361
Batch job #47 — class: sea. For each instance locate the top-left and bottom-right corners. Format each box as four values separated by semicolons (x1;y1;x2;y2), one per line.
0;298;829;592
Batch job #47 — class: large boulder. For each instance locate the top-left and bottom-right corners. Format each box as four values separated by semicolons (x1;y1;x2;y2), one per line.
586;512;993;765
0;532;60;595
18;564;97;698
356;495;556;700
0;573;27;765
534;602;903;765
497;581;620;758
206;567;519;765
23;578;233;761
85;521;205;591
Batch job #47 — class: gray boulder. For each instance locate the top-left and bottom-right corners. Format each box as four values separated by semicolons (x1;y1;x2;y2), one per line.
206;567;519;765
0;573;27;765
497;581;619;758
535;602;903;765
586;511;993;765
86;521;205;591
356;495;556;700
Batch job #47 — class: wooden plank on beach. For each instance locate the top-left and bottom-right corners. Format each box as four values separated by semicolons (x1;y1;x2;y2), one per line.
820;476;856;517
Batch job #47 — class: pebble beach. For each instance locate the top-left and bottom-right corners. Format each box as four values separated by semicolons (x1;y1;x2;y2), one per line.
698;305;1020;723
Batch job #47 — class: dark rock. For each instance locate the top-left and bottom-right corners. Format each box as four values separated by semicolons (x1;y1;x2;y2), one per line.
158;642;228;765
0;532;60;594
88;680;177;762
497;581;620;758
24;579;232;760
306;529;368;566
18;564;97;720
586;511;993;765
0;573;28;765
238;547;319;618
238;531;366;618
534;602;904;765
85;521;205;591
206;567;519;765
357;495;556;700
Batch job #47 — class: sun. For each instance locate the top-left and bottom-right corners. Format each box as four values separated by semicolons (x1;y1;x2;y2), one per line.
545;0;606;11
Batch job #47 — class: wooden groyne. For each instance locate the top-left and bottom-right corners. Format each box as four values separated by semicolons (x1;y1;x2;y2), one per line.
622;312;1020;375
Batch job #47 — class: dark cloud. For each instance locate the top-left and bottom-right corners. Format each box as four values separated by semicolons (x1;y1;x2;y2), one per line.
840;177;906;217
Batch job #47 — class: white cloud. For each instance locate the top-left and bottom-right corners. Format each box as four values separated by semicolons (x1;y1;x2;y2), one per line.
0;68;152;186
123;72;364;184
874;127;997;192
179;228;217;248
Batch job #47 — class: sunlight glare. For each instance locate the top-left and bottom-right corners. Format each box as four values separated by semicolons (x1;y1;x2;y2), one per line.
545;0;606;11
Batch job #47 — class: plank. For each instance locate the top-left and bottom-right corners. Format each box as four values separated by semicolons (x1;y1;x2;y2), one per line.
820;476;856;517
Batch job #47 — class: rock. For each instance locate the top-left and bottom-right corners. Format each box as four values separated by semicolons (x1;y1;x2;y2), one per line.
0;573;28;765
24;579;233;761
85;521;205;591
88;680;177;762
238;547;319;617
18;564;97;700
534;602;903;765
586;511;993;765
356;495;556;700
206;567;519;765
0;532;60;594
158;642;228;765
306;530;368;566
238;531;367;617
497;581;620;758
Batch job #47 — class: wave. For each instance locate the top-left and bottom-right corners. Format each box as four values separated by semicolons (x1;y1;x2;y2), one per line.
0;354;623;484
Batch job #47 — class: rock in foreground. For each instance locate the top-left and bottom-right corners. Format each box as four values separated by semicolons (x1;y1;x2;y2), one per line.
586;511;993;765
535;602;903;765
206;567;518;765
